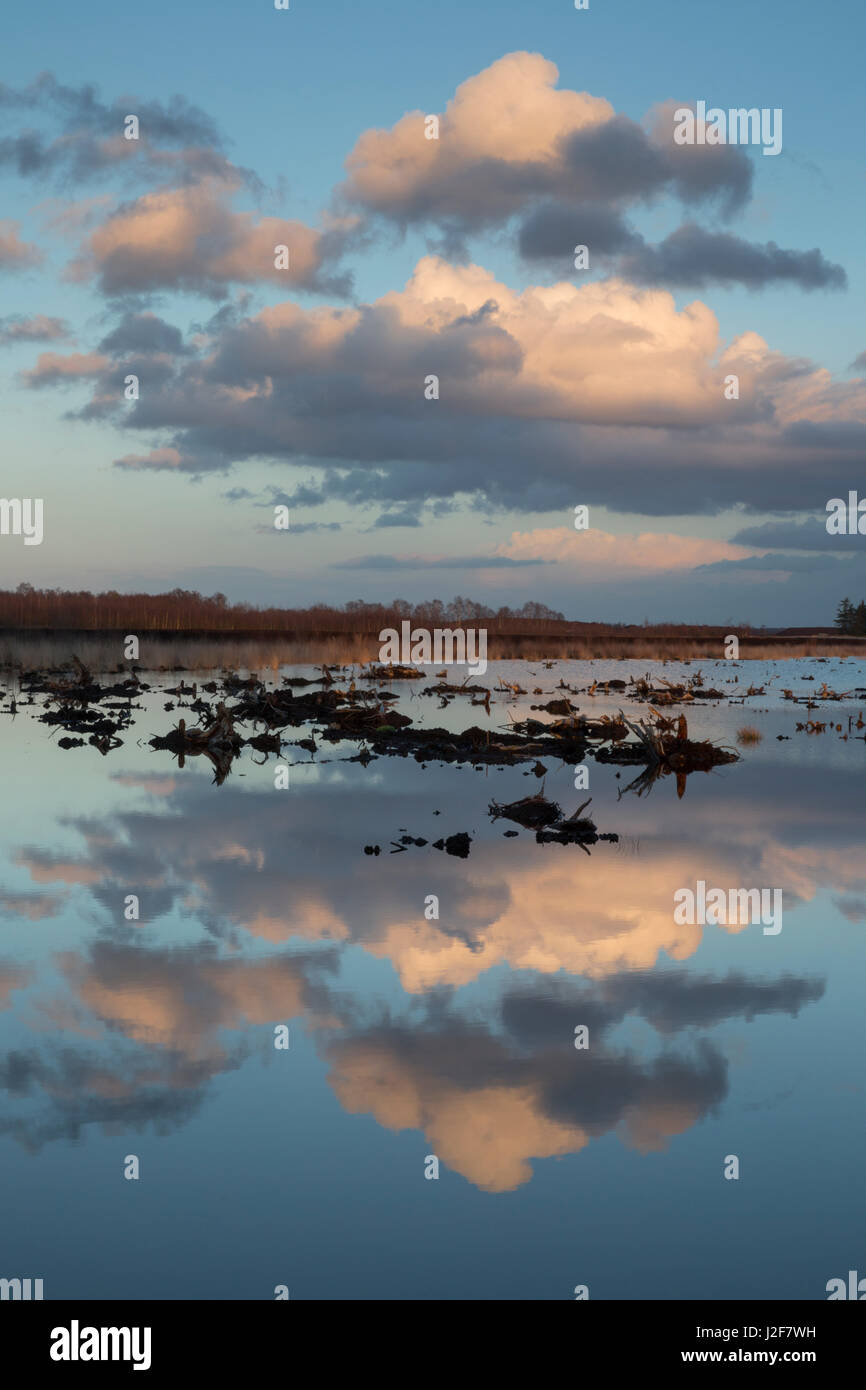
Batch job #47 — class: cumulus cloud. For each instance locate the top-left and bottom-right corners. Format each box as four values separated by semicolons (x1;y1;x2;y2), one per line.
68;179;355;297
29;253;866;518
147;263;865;513
339;57;838;290
339;53;753;242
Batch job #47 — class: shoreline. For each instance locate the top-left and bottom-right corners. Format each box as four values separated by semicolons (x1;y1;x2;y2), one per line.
1;627;864;671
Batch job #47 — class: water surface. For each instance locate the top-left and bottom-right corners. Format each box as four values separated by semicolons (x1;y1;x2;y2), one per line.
1;656;863;1299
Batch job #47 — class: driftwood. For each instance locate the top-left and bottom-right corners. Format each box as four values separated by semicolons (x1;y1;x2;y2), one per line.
614;711;738;799
150;703;243;783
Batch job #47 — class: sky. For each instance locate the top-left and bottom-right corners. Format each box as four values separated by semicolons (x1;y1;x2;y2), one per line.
1;0;865;624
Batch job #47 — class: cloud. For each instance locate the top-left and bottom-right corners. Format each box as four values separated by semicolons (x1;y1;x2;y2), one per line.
496;527;754;574
621;223;846;291
0;73;256;191
0;965;30;1008
20;349;109;386
518;201;642;261
113;446;187;471
68;179;355;297
0;891;66;922
0;219;42;269
339;53;753;243
520;212;846;293
326;1022;729;1190
98;310;192;357
29;253;866;518
332;552;546;570
371;508;422;528
730;517;857;551
256;520;342;534
0;313;69;344
340;58;835;290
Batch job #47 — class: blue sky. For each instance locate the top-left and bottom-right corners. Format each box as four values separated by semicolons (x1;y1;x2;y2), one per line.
2;0;865;622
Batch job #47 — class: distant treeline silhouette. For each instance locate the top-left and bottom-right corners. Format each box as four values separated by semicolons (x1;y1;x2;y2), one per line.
834;598;866;635
1;585;756;637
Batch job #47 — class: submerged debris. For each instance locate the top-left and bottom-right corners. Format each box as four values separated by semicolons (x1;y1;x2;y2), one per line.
149;703;243;784
488;792;615;851
489;790;562;828
608;712;739;798
433;832;472;857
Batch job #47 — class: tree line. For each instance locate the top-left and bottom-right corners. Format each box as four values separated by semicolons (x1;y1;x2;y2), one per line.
834;598;866;635
0;585;756;637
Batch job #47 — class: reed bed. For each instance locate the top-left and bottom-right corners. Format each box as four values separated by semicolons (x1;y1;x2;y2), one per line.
0;630;863;674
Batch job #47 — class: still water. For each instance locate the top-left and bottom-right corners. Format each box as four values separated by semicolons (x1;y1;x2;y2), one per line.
1;657;863;1299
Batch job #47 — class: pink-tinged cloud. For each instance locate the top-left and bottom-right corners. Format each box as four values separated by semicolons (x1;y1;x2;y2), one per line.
0;965;29;1009
68;180;354;296
20;350;109;387
496;527;757;574
339;52;752;234
341;52;613;223
57;250;866;512
0;314;70;345
0;891;66;922
114;447;186;471
0;219;42;269
15;852;103;885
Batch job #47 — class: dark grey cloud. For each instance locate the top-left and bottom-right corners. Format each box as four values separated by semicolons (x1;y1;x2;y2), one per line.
696;552;848;575
518;201;641;262
501;970;825;1046
256;520;342;534
621;223;846;291
370;508;422;529
448;298;500;328
331;553;546;570
834;896;866;923
730;517;859;551
563;112;752;215
520;213;846;292
98;311;192;357
0;73;257;190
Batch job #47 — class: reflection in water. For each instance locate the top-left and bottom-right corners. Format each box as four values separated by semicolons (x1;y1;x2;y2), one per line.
0;658;863;1296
